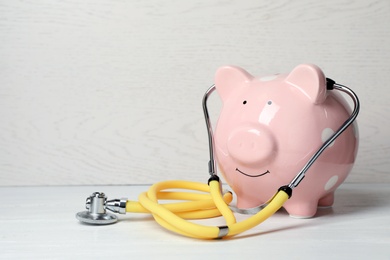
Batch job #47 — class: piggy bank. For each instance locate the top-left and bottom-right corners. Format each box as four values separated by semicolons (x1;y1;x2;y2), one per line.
214;64;358;218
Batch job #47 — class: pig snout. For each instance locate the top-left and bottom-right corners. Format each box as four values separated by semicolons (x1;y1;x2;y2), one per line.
227;126;276;166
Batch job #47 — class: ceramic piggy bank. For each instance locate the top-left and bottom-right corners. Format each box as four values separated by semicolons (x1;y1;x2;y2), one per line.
214;64;358;218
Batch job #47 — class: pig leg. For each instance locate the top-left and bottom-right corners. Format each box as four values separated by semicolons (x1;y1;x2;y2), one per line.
284;201;318;219
318;192;334;208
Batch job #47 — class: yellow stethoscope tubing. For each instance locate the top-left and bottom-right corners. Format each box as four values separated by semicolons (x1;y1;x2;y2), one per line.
126;179;289;239
127;181;233;215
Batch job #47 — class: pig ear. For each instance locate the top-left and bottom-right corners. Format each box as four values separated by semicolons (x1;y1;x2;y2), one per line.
215;66;253;101
285;64;327;104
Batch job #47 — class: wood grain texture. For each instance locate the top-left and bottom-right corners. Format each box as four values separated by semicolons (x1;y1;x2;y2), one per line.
0;0;389;185
0;184;389;259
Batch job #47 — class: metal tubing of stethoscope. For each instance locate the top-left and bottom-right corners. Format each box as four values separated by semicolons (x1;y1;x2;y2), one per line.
202;84;217;176
287;83;360;189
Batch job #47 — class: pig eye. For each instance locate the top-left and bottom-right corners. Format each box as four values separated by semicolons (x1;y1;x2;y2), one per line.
243;100;247;105
267;100;272;105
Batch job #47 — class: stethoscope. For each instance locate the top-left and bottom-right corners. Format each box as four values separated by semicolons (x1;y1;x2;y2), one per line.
76;78;360;239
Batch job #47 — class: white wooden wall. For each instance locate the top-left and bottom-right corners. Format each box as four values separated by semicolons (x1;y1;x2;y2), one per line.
1;0;389;186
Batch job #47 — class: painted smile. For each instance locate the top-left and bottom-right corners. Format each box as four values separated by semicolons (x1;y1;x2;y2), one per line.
236;168;270;178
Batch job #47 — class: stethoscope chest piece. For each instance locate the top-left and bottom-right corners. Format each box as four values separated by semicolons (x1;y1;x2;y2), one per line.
76;192;118;225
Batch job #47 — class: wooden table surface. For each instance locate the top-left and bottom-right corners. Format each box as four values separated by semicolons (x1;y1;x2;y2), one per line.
1;183;389;259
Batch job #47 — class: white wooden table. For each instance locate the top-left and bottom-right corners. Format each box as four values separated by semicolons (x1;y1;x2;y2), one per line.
1;183;389;259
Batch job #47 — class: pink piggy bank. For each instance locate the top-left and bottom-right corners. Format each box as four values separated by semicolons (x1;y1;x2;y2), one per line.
214;64;358;218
